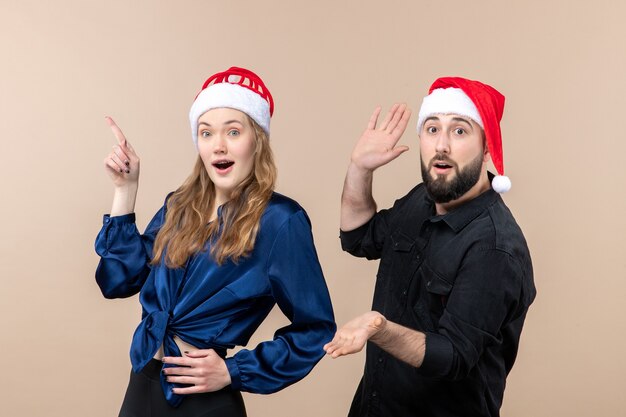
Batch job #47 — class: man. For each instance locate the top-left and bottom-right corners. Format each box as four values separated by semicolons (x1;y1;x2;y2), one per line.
324;77;535;417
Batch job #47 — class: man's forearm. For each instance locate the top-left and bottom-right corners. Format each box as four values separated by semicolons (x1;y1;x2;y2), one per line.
371;319;427;368
340;163;377;231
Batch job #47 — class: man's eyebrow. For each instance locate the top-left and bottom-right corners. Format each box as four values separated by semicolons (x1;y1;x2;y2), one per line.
451;117;473;127
424;116;440;123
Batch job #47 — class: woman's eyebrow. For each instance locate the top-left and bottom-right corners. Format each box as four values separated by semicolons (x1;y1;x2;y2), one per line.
198;120;243;127
223;120;244;126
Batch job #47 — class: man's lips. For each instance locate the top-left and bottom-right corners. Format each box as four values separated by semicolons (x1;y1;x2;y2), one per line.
430;158;456;174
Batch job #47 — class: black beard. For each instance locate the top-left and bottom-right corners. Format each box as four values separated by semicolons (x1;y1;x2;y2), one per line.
420;152;484;204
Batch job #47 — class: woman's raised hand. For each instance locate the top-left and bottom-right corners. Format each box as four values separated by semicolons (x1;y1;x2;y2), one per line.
350;104;411;172
104;116;140;188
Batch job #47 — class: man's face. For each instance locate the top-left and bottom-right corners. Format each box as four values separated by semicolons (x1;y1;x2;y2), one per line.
419;114;488;204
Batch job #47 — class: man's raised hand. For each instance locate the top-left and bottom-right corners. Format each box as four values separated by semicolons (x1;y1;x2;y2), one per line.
350;103;412;172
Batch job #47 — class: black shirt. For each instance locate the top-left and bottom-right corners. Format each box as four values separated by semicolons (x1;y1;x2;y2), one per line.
340;183;535;417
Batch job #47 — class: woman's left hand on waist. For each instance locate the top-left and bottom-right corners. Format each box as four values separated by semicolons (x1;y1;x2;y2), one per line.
162;349;232;394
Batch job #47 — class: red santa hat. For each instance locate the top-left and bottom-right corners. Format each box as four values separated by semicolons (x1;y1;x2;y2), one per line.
189;66;274;146
416;77;511;193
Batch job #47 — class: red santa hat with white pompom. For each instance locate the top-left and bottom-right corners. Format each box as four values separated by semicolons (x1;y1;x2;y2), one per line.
189;66;274;146
416;77;511;193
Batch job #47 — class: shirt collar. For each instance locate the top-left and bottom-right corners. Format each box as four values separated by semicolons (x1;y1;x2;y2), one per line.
425;173;500;233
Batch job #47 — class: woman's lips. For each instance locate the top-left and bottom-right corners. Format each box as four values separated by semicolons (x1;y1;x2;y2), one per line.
212;160;235;174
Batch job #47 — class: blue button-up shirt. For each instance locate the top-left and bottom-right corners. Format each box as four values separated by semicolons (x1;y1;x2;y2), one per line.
95;192;335;407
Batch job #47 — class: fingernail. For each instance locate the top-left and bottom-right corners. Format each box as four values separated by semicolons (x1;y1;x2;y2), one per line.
125;169;130;174
184;351;189;354
119;168;123;173
124;160;129;166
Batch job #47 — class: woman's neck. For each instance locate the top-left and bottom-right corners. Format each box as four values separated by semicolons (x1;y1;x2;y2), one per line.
211;192;230;222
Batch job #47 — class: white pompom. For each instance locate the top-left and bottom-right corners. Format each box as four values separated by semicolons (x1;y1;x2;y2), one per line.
492;175;511;193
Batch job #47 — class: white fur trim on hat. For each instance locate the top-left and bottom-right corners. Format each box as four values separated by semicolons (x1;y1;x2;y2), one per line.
189;82;271;146
416;87;483;133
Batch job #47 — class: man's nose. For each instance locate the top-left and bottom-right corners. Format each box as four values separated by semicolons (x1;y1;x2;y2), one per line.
435;131;450;154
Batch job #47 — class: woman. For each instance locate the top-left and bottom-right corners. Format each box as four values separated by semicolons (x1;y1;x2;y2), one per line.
95;67;336;417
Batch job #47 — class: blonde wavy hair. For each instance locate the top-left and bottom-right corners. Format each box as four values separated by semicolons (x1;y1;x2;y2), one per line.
151;116;276;267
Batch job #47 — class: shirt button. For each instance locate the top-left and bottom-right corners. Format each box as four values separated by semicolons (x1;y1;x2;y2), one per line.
104;218;110;224
402;290;407;296
426;281;432;287
416;255;421;262
378;357;384;363
371;391;378;398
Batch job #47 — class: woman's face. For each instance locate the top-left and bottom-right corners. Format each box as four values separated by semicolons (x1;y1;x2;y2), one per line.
196;108;256;204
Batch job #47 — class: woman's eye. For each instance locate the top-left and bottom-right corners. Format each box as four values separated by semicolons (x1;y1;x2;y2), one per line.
228;129;240;136
201;131;211;138
454;128;465;135
427;126;437;134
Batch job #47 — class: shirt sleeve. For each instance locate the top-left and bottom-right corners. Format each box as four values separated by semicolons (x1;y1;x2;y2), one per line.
94;200;168;299
224;209;336;393
339;207;392;260
419;247;528;380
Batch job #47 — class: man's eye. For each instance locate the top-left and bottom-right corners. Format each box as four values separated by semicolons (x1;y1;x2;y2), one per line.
427;126;437;134
228;130;240;136
454;128;465;135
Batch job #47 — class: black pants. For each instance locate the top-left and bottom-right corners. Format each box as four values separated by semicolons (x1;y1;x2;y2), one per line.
118;359;247;417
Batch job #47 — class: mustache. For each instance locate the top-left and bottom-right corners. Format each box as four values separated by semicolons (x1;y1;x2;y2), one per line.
428;153;458;169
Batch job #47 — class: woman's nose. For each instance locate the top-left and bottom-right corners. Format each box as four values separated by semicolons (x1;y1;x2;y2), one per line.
213;135;227;154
